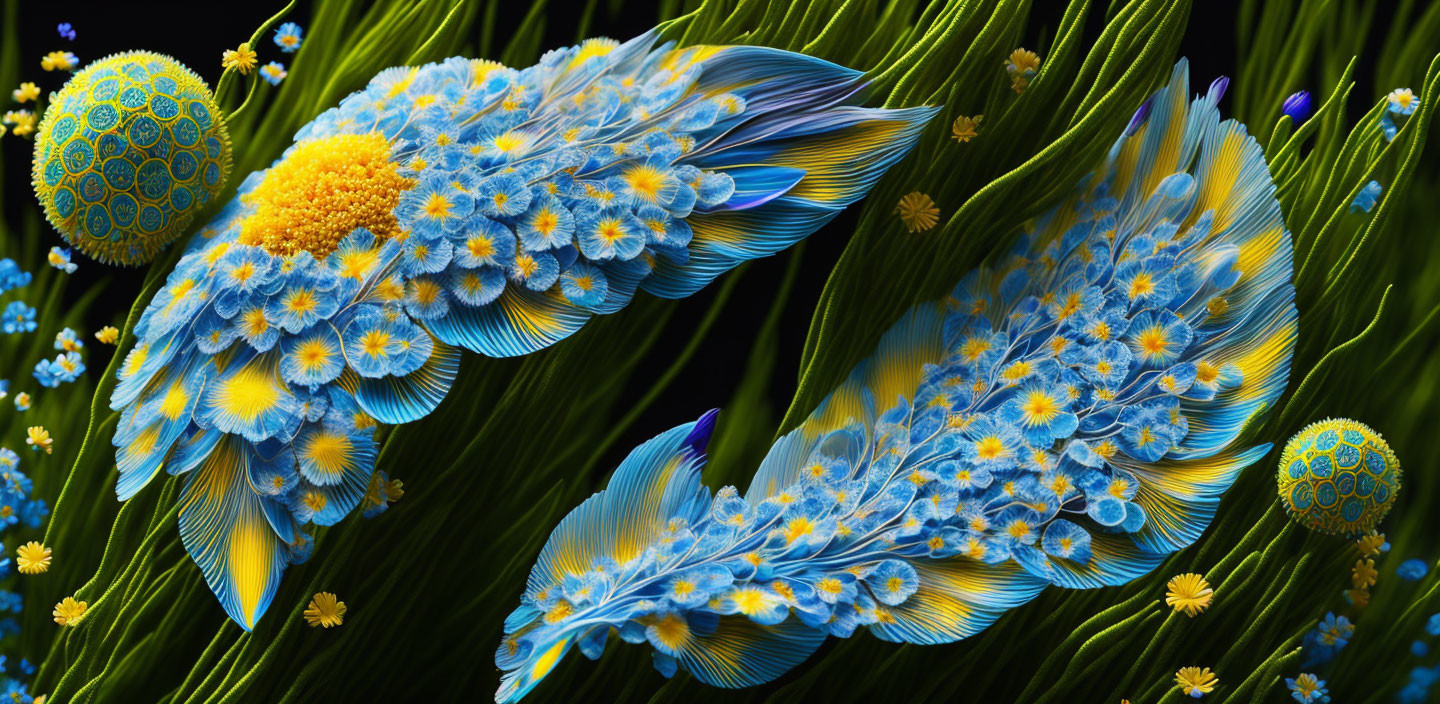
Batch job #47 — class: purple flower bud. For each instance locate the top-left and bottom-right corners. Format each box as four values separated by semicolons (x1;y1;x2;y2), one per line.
1208;76;1229;103
1126;98;1152;136
1282;91;1311;123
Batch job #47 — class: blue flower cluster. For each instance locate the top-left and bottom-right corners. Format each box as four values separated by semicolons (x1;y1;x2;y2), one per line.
32;328;86;388
1400;663;1440;703
0;259;30;292
0;449;49;532
497;61;1299;701
0;657;39;704
113;32;929;632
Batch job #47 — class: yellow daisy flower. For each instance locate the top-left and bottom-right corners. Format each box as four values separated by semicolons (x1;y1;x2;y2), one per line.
4;109;36;137
1175;666;1218;697
53;596;87;626
951;114;982;143
1005;48;1042;92
1351;558;1377;590
1355;530;1387;557
304;592;347;628
16;541;52;574
12;82;40;103
95;326;120;344
222;43;259;75
40;51;77;72
897;192;940;233
26;426;53;454
1165;573;1213;616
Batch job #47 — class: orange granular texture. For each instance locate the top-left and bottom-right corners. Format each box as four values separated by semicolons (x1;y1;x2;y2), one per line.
239;132;414;258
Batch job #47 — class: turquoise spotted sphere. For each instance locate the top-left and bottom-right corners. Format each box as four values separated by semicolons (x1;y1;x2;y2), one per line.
1278;418;1400;535
31;51;230;266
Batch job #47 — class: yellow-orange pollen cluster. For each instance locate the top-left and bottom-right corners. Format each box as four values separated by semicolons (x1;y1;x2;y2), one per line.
239;132;413;258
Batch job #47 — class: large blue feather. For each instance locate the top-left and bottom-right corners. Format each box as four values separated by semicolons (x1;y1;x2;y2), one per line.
497;59;1297;700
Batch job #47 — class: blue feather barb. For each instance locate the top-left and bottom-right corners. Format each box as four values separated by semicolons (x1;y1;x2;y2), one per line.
108;32;934;630
496;60;1297;701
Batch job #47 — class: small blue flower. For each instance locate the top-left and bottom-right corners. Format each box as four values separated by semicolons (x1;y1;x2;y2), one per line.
448;267;506;306
261;61;287;86
868;559;918;606
1041;520;1092;562
449;216;516;269
1282;91;1311;123
1126;309;1192;367
663;565;732;608
0;258;30;292
0;680;29;704
54;327;83;352
1285;673;1329;703
31;360;57;389
1414;640;1430;657
577;208;646;261
1302;612;1353;667
342;308;402;378
559;263;608;307
273;22;303;53
1350;180;1382;213
2;301;36;334
47;246;77;274
475;173;532;218
398;175;475;238
1427;613;1440;636
1398;558;1430;581
516;198;576;251
34;352;84;387
404;275;450;320
509;251;560;291
57;22;75;41
1388;88;1420;116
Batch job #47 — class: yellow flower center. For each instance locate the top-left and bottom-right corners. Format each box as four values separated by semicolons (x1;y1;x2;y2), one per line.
240;133;414;258
1020;390;1059;426
976;435;1005;460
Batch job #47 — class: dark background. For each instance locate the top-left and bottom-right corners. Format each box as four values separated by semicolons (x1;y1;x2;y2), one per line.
0;0;1381;489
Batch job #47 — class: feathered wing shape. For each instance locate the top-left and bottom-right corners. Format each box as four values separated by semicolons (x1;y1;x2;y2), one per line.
107;33;932;631
498;59;1296;698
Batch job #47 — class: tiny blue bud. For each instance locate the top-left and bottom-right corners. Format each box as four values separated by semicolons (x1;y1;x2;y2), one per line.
1209;76;1229;103
1282;91;1312;123
1126;98;1152;136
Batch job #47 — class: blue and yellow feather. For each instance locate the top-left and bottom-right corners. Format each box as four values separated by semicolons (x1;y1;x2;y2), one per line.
104;32;934;630
495;60;1296;700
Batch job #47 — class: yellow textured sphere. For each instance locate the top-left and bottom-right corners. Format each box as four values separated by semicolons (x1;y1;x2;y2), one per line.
31;51;231;266
1277;418;1400;535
